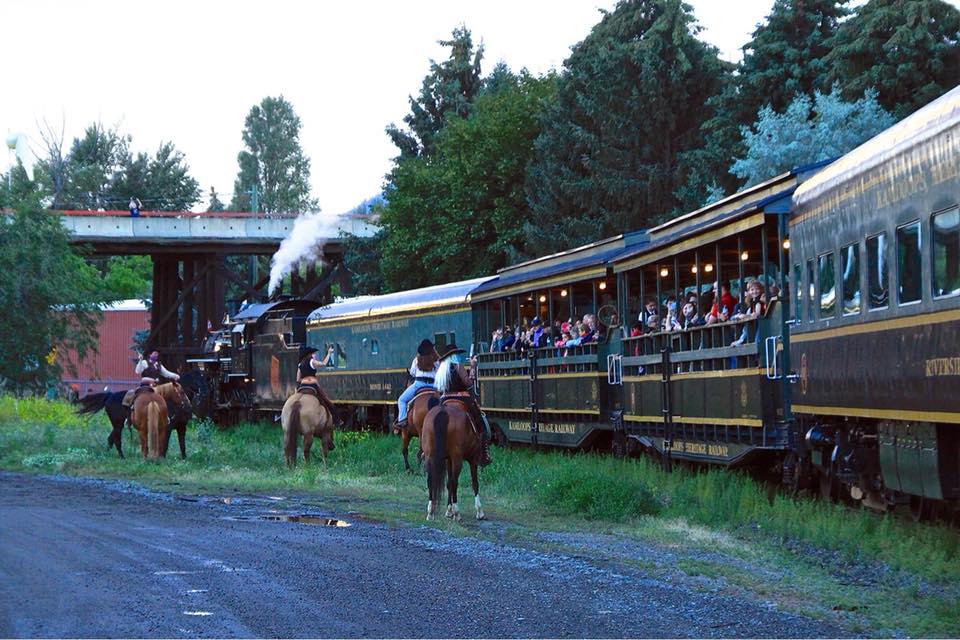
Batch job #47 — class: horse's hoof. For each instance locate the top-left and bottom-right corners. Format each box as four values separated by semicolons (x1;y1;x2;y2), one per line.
426;513;435;521
476;511;486;520
453;513;462;522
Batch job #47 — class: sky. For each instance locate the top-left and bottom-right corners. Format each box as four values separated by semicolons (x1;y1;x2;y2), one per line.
2;0;943;215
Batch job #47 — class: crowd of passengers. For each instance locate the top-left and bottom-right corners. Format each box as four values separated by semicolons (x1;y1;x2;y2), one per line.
631;278;775;346
487;278;777;355
489;313;606;352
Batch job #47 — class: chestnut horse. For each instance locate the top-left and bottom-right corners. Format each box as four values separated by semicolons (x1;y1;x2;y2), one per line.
421;398;486;521
131;388;169;459
154;383;192;459
398;387;440;472
281;391;335;466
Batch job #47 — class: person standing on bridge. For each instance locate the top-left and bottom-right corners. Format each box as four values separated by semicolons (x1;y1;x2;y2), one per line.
129;197;141;217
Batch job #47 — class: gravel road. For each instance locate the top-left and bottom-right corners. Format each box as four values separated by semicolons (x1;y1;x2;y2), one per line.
0;472;846;638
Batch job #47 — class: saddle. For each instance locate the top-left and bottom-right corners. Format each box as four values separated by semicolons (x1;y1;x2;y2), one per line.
440;393;483;437
297;383;320;397
133;384;155;399
407;386;438;411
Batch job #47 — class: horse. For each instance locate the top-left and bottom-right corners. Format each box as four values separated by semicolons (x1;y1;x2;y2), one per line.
76;390;130;458
132;387;169;459
398;387;440;472
154;382;192;459
421;397;486;521
281;391;335;467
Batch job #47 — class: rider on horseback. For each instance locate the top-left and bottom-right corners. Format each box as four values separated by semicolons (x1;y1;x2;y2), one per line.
297;346;342;427
122;350;180;412
393;338;439;433
434;343;493;467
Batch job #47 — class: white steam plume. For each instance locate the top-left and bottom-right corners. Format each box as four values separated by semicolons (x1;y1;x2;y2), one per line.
268;210;344;295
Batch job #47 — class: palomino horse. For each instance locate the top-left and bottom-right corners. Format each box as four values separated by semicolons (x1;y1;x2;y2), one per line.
76;390;130;458
421;398;486;521
131;387;169;459
281;391;335;466
398;387;440;472
154;383;192;459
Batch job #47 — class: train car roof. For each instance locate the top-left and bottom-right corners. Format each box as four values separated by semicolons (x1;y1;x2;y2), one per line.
612;160;832;272
794;85;960;208
307;276;496;323
470;231;648;301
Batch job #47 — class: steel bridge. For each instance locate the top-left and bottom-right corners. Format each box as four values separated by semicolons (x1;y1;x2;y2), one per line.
61;209;376;365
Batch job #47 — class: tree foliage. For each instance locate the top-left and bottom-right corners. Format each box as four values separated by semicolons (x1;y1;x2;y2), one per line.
378;69;557;290
730;88;895;186
385;26;485;159
208;186;225;212
825;0;960;120
0;191;105;393
523;0;730;257
34;123;200;211
231;96;317;214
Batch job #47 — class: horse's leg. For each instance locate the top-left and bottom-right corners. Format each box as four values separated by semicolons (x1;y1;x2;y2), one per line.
161;423;172;458
138;425;148;458
444;457;454;518
449;458;462;522
303;432;313;465
177;425;186;459
470;461;485;520
402;430;412;472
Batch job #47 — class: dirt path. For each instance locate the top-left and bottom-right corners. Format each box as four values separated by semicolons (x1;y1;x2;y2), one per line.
0;472;846;638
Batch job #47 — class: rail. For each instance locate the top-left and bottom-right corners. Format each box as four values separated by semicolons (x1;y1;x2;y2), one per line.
476;342;600;377
621;318;760;375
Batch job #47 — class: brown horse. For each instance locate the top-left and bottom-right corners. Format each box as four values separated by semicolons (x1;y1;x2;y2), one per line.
421;398;485;521
154;382;192;459
131;387;169;459
399;387;440;472
281;391;335;466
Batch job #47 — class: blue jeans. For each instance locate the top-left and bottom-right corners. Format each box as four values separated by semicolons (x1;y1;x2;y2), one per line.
398;381;433;423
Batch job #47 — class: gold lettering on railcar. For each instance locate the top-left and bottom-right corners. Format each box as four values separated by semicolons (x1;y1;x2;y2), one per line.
739;381;748;408
369;383;393;391
925;357;960;377
350;318;411;334
670;439;730;458
506;420;578;435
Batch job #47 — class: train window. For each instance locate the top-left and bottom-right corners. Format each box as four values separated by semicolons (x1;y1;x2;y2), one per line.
793;264;801;324
806;259;815;323
818;252;836;319
433;332;447;352
897;220;922;305
866;233;889;309
448;332;456;348
932;208;960;298
371;339;379;355
841;243;861;315
335;343;347;368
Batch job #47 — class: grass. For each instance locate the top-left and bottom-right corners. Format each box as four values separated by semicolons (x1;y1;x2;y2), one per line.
2;396;959;636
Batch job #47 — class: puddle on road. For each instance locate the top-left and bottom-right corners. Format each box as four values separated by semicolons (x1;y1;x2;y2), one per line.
224;514;350;527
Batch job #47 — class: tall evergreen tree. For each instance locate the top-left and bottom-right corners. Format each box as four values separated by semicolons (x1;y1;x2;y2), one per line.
208;186;225;212
113;142;200;211
380;70;557;290
231;96;317;214
825;0;960;120
738;0;848;121
385;26;485;159
523;0;730;257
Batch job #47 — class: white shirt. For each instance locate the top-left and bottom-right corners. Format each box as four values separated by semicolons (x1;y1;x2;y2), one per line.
135;359;180;381
409;357;438;380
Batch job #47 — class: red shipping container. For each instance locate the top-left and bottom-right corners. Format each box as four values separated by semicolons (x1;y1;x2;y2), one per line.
61;300;151;394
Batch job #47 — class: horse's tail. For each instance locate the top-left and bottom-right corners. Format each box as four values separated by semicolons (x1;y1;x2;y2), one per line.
76;392;110;416
285;400;301;465
147;400;160;458
428;409;448;507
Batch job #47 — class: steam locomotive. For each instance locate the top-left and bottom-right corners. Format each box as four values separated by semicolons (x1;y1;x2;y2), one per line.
187;86;960;518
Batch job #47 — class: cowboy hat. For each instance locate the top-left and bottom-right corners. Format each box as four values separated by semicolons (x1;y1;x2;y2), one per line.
437;343;466;361
301;346;319;359
417;338;435;356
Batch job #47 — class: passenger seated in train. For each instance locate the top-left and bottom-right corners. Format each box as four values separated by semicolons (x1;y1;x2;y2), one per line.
296;346;341;425
680;302;704;329
731;280;765;347
663;303;682;332
394;339;439;431
639;298;658;327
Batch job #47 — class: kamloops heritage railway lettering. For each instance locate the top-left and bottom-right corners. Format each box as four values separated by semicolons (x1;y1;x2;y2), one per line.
925;357;960;377
506;421;578;435
669;440;730;458
350;319;410;334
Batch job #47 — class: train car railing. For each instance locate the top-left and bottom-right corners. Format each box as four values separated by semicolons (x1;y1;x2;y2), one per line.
476;342;600;377
620;319;760;376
